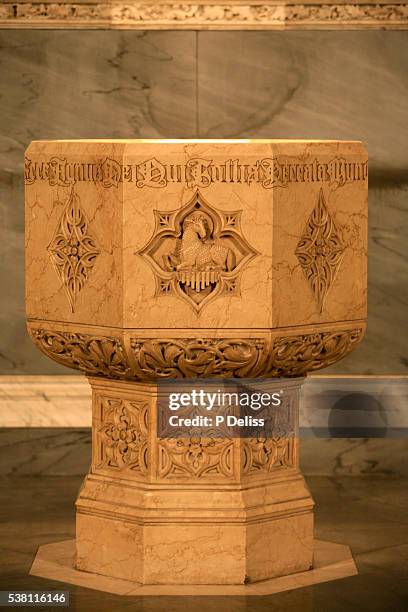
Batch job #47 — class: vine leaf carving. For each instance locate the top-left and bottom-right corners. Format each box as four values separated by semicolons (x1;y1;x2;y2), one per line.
48;188;100;312
29;328;364;379
31;330;130;378
295;189;345;312
130;330;363;379
130;338;265;378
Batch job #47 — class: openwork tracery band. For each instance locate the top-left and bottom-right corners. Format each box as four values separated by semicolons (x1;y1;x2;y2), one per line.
30;327;364;379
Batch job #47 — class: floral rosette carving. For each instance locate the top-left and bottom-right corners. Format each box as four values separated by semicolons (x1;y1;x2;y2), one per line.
97;399;148;473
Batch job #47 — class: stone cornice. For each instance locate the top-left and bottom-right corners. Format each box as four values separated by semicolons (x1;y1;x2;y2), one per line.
1;1;408;30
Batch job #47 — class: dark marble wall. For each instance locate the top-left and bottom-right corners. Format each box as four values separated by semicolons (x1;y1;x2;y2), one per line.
2;428;408;478
1;30;407;374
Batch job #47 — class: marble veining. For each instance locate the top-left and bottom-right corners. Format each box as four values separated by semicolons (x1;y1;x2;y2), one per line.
1;375;407;478
0;31;407;373
0;30;196;374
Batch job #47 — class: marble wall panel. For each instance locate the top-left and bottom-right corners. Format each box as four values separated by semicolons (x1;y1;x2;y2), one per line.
196;32;408;170
340;184;408;374
0;427;91;476
0;30;407;373
1;375;407;476
197;31;408;374
2;428;407;478
0;30;196;373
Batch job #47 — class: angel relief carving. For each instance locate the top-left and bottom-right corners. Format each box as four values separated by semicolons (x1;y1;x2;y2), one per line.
137;190;258;314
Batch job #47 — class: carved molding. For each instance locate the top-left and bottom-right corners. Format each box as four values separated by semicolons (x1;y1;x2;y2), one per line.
31;329;131;378
29;326;364;379
91;385;297;481
130;330;364;378
1;2;408;30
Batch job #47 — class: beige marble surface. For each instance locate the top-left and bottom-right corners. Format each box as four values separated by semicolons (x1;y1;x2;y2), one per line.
2;375;407;430
25;139;367;335
0;375;90;427
1;375;407;479
0;30;407;374
30;538;357;595
72;376;313;584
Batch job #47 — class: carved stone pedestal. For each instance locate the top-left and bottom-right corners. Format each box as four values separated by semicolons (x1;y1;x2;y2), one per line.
76;377;313;584
25;139;367;590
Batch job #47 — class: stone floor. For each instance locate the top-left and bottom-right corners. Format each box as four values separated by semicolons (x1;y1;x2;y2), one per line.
0;475;407;611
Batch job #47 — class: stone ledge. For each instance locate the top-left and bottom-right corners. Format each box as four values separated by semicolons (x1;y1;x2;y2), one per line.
1;2;408;31
0;376;90;427
29;537;357;595
0;374;406;429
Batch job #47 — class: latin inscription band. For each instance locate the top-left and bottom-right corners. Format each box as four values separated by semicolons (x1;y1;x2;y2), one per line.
25;156;368;189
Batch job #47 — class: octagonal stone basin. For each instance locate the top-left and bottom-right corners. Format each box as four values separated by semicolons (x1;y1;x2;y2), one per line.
25;139;367;380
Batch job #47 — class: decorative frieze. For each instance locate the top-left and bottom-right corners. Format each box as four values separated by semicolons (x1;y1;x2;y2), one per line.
29;326;364;379
90;377;297;481
1;2;408;30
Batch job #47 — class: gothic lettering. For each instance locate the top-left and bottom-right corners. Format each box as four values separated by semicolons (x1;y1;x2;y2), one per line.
24;155;368;189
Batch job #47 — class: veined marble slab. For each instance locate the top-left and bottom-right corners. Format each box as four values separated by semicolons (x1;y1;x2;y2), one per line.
196;31;408;378
0;375;91;427
1;375;407;476
0;31;407;376
301;375;408;435
0;375;407;430
0;30;197;377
